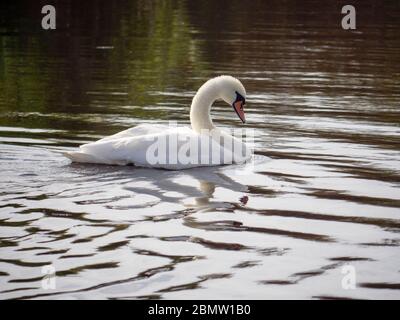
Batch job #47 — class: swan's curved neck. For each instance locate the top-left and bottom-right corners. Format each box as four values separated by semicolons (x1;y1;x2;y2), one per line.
190;80;220;133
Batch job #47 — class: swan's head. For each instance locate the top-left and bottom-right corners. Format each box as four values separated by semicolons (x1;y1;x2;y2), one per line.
217;75;247;124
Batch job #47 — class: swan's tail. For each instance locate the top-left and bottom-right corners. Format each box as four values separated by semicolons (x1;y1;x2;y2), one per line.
62;151;105;164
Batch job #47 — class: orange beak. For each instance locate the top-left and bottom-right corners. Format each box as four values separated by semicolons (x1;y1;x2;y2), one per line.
233;100;246;124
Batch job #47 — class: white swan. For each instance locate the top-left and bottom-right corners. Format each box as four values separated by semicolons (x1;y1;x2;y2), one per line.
64;75;251;170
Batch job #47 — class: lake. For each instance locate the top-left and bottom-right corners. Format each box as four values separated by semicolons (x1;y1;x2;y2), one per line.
0;0;399;299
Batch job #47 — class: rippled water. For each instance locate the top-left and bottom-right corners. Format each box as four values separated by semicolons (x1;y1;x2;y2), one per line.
1;1;400;299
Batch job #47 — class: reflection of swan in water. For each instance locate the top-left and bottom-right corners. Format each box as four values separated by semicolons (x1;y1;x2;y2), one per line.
119;165;249;211
193;180;216;207
67;154;269;212
67;153;268;212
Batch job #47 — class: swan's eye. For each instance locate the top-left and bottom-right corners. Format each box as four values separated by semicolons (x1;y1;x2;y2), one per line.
235;91;245;104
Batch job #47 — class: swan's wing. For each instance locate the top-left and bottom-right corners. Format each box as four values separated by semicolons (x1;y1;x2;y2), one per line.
64;124;169;165
75;130;174;166
97;124;169;143
66;127;217;169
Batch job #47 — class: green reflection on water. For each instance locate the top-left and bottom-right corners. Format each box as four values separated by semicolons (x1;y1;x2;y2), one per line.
0;0;209;135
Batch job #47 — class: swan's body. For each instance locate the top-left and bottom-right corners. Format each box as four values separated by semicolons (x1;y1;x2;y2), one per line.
64;76;251;170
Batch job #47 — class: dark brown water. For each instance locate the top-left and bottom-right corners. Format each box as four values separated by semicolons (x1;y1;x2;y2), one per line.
0;0;399;299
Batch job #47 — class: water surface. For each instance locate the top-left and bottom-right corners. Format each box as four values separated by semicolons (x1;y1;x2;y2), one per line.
0;0;400;299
